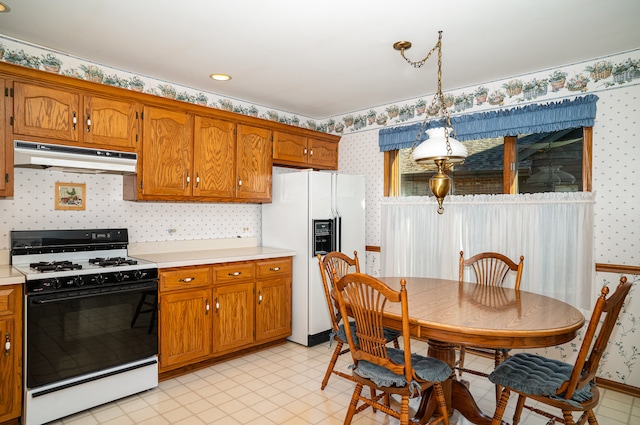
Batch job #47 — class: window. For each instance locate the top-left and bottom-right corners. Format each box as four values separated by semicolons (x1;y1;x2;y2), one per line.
385;127;592;196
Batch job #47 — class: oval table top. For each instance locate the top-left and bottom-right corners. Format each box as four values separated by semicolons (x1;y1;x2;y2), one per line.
378;277;586;349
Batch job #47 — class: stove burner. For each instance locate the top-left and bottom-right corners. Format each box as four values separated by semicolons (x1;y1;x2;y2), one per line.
30;261;83;272
89;257;138;267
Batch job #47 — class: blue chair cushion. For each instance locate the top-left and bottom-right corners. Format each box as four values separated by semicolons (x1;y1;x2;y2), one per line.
353;347;451;393
488;352;593;407
334;322;400;345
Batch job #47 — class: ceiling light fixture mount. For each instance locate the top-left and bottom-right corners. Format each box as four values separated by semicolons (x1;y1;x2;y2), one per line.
209;73;231;81
393;30;467;214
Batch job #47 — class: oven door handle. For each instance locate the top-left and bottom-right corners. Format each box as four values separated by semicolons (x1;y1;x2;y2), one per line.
30;284;157;304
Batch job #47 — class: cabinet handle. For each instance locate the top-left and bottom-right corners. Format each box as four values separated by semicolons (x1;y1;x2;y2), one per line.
195;172;200;188
4;333;10;357
179;277;195;282
228;271;242;277
72;112;77;130
205;299;210;315
303;148;307;155
238;179;243;187
86;113;91;132
186;172;191;188
310;148;314;157
258;290;263;304
269;267;281;272
215;297;220;313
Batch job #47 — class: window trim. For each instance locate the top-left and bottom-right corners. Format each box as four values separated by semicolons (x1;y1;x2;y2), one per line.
385;127;593;196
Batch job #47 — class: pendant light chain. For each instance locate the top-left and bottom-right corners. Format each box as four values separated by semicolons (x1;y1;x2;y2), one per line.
408;31;453;159
435;32;454;157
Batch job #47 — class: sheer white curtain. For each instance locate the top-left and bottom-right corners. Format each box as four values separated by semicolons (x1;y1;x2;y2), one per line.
380;192;595;310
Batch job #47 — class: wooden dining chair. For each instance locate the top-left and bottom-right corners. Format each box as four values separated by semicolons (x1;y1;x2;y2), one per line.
317;251;400;390
333;272;451;425
489;276;632;425
457;250;524;399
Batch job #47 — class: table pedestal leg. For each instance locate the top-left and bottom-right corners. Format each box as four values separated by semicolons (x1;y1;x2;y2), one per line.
414;339;502;425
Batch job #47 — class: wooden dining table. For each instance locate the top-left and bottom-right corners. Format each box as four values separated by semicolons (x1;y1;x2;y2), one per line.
377;277;585;425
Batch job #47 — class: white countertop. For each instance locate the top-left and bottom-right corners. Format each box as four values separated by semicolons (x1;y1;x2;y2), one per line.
0;265;25;286
130;245;296;269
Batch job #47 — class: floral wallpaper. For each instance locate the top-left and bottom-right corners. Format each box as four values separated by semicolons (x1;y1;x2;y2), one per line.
0;36;316;129
1;35;638;135
532;272;638;386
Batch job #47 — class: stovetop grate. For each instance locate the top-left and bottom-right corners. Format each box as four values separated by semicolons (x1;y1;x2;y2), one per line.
29;261;83;272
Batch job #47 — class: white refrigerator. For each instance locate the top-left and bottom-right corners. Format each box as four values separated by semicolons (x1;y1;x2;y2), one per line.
262;170;365;346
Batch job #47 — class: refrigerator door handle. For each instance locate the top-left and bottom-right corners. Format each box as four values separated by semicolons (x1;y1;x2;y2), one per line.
332;173;343;253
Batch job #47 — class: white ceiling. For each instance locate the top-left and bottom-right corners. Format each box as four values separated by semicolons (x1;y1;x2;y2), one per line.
1;0;639;119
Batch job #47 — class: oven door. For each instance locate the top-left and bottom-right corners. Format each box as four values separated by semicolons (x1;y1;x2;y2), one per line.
25;280;158;389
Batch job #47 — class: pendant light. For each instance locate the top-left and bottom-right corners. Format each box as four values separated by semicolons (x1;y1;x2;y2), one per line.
394;31;467;213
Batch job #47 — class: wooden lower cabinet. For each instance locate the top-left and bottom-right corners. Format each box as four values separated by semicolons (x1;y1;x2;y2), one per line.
158;257;292;374
212;281;254;354
0;285;22;423
255;258;292;342
255;276;291;342
158;288;212;371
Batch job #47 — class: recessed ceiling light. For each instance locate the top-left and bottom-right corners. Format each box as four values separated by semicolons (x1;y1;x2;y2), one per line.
210;73;231;81
0;2;10;12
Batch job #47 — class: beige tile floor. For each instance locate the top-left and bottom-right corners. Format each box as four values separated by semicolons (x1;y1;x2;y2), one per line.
49;340;639;425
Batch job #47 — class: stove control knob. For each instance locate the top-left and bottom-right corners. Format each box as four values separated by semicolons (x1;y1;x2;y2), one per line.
50;278;61;290
134;270;146;280
72;276;84;287
114;272;125;282
95;274;107;285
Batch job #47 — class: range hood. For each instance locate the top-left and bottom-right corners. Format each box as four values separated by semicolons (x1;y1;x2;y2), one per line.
14;140;137;174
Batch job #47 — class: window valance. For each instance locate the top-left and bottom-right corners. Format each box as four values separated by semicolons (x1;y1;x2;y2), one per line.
378;94;599;152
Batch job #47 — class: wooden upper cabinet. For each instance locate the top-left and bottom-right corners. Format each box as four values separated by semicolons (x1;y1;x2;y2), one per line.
141;106;193;197
273;130;338;170
308;137;338;169
236;124;272;201
12;82;80;142
273;131;307;164
129;113;272;202
193;116;236;198
0;78;11;197
11;81;140;150
84;95;140;149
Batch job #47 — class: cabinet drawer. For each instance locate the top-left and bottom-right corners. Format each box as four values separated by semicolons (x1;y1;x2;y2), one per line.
0;287;18;316
256;258;292;277
160;267;210;291
213;262;254;283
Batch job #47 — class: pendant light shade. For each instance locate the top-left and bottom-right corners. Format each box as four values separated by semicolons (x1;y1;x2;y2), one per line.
412;127;468;165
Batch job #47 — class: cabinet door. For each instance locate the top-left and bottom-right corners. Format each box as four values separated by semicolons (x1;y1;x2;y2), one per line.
308;137;338;170
141;106;193;197
0;285;22;422
12;82;80;142
1;78;11;197
193;116;235;198
255;276;292;342
212;282;254;353
273;131;308;165
236;124;272;201
84;95;140;149
159;289;211;371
